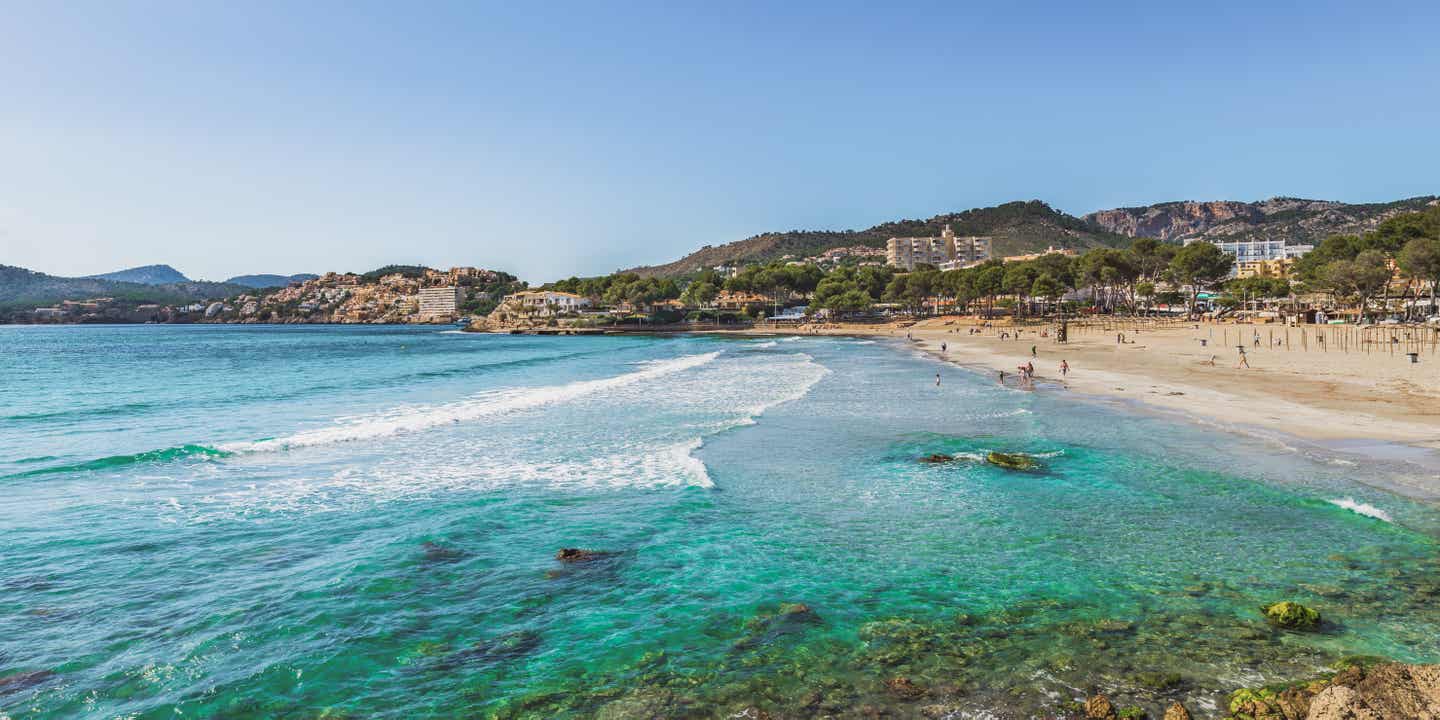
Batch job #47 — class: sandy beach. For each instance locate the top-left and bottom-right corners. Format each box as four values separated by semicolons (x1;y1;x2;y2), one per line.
734;318;1440;454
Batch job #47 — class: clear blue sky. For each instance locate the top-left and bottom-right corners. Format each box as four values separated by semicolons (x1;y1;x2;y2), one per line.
2;1;1437;283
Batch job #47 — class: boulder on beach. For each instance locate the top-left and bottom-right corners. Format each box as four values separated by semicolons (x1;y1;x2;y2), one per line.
1260;601;1321;630
986;451;1040;471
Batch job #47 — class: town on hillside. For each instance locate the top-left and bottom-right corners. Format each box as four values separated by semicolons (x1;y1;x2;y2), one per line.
15;203;1440;332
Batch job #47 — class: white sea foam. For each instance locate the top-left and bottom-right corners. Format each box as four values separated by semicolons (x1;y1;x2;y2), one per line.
176;350;828;517
436;330;468;335
752;341;778;349
219;352;720;453
1329;497;1393;522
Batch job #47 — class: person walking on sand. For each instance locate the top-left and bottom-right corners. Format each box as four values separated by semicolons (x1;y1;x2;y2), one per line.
1060;359;1069;377
1031;345;1037;358
1236;348;1250;368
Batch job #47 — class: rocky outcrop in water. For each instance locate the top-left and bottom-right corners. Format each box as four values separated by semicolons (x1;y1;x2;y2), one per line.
1261;601;1321;630
986;451;1040;471
555;547;605;563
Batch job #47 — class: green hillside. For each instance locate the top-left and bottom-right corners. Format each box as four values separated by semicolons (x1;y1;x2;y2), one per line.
626;201;1130;277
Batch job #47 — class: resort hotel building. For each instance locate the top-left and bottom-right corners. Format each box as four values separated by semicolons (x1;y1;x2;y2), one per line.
1182;238;1314;278
886;224;992;271
417;286;464;320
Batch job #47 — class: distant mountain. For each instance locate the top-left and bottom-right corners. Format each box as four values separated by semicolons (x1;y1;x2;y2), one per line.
1084;196;1439;245
224;273;319;289
85;264;190;285
0;264;250;311
626;200;1130;277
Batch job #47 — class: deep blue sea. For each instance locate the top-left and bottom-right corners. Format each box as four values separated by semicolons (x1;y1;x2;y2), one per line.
3;325;1439;718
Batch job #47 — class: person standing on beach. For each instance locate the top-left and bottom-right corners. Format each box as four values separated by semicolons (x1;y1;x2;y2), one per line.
941;342;947;353
1060;359;1069;376
1031;345;1037;358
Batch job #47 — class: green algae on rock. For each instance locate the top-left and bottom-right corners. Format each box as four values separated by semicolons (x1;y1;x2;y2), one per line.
986;451;1041;471
1261;601;1321;630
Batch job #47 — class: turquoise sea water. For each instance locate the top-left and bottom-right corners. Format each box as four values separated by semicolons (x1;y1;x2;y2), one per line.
3;325;1440;719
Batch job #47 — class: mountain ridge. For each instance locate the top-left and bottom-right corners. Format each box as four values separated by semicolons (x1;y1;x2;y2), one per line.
625;195;1438;277
1082;196;1438;245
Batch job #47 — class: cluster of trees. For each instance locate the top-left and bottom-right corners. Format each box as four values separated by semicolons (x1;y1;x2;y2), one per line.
550;273;681;309
459;271;526;316
1292;205;1440;319
543;236;1229;319
859;238;1230;317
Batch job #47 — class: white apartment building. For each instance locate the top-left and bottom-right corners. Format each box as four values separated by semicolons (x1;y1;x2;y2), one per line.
417;286;464;319
886;224;992;271
1183;238;1313;277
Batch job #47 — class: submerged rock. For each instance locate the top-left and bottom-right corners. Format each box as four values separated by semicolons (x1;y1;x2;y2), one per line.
735;602;821;650
421;541;464;563
986;451;1040;471
919;453;956;464
884;676;925;699
440;630;541;669
555;547;606;563
0;670;55;695
1260;601;1321;630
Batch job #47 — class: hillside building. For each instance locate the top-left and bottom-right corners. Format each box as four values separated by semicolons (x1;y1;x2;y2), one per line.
417;286;463;320
886;225;992;271
1183;238;1313;278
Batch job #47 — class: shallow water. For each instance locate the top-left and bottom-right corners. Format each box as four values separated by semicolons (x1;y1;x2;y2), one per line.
2;325;1439;718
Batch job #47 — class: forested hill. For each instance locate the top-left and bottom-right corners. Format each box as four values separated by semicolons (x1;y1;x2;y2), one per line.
625;201;1130;277
0;265;250;310
84;264;191;284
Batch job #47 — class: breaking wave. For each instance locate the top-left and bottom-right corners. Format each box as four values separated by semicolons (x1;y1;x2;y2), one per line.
4;445;231;479
219;352;720;453
1329;497;1393;522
